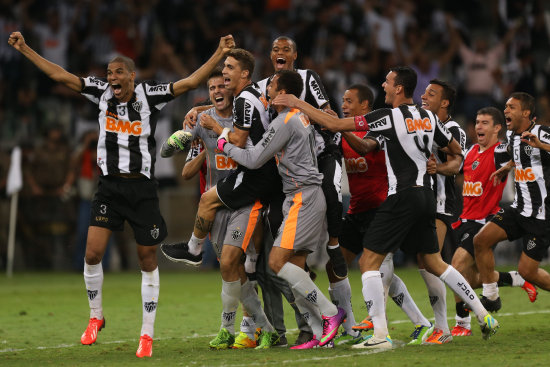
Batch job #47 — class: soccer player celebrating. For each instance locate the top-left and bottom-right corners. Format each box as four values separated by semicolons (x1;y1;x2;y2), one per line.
273;66;500;349
219;69;347;348
8;30;235;358
474;92;550;310
450;106;537;336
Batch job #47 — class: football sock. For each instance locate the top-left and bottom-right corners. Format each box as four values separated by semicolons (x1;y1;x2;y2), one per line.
240;280;275;333
440;265;488;322
84;261;103;319
455;301;469;318
420;269;449;333
244;252;258;275
188;233;206;256
389;274;431;327
221;280;240;334
482;282;499;301
140;267;159;338
278;262;337;317
240;316;256;339
379;253;394;297
329;278;358;337
361;271;389;339
293;290;323;338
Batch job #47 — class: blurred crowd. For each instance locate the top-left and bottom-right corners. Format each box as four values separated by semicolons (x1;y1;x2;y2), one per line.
1;0;550;270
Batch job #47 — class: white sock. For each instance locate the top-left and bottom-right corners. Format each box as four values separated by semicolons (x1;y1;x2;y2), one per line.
379;253;394;302
509;271;525;287
293;289;323;338
240;316;256;339
361;271;388;339
327;243;340;250
455;315;471;330
84;261;103;319
440;266;488;323
329;278;358;336
240;280;275;332
389;274;431;327
278;262;337;316
419;269;449;333
140;267;159;338
188;233;206;256
482;282;499;300
221;280;240;334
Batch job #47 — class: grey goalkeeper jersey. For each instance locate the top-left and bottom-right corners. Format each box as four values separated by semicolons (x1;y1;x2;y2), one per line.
223;108;323;194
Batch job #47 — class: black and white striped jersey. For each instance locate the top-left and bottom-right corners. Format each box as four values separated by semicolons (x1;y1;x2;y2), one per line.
258;68;340;155
232;83;270;147
356;104;453;196
432;118;466;216
80;76;174;178
503;124;550;220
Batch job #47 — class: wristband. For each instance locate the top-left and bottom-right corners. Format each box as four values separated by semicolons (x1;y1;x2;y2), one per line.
354;116;368;131
217;137;228;151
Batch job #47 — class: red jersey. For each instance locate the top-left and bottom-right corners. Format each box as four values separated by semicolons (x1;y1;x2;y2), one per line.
342;131;388;214
460;142;508;221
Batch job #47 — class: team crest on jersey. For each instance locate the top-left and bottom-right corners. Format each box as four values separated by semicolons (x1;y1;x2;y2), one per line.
144;301;157;313
524;145;532;156
231;229;243;241
117;105;126;116
472;160;479;170
132;101;143;112
150;226;159;239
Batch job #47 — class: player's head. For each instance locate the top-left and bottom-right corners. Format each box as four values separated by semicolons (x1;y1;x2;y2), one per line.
476;106;503;148
107;55;136;102
207;69;232;113
223;48;255;92
421;79;456;117
383;66;417;105
271;36;297;72
267;70;303;103
342;84;374;117
504;92;535;132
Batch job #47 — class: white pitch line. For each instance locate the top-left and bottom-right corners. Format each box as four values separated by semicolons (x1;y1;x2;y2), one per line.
1;309;549;354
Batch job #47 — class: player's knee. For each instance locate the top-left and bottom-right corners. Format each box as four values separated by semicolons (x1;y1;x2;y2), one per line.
268;256;283;275
199;188;220;210
517;262;537;282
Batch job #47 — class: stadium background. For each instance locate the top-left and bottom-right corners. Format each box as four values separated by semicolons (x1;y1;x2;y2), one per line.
1;0;550;271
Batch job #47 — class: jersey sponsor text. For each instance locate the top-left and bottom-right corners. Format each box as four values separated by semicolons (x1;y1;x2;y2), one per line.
345;157;368;173
462;181;483;196
105;117;142;135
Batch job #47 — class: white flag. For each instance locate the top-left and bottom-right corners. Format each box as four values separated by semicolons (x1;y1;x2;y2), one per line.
6;146;23;196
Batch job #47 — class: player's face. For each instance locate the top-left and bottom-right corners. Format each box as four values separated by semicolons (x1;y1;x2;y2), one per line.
475;114;500;148
341;89;364;117
504;97;528;133
208;76;232;112
107;61;135;102
271;39;297;72
222;56;244;92
421;84;444;113
267;75;280;103
382;71;397;105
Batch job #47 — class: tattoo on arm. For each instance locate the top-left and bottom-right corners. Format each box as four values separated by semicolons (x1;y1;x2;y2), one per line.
195;215;213;233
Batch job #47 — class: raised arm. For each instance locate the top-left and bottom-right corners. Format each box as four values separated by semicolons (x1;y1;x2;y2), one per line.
272;94;356;132
172;35;235;97
8;31;81;92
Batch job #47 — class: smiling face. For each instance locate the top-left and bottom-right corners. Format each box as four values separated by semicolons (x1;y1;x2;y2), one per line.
341;89;366;117
222;56;246;94
270;38;297;72
382;71;398;106
421;83;446;115
107;61;135;102
267;74;281;104
504;97;530;133
475;113;501;148
207;76;232;113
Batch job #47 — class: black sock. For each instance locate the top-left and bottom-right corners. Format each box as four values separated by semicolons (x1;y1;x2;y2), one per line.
456;302;469;318
497;271;513;287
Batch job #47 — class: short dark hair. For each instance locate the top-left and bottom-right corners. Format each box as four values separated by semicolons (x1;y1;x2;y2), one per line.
108;55;135;72
273;36;297;53
477;106;504;127
429;79;456;112
509;92;535;119
348;84;374;109
226;48;255;79
275;70;303;97
207;68;223;86
390;66;417;98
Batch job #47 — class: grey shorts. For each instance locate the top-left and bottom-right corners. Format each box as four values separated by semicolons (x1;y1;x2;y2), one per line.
274;185;327;253
210;200;264;257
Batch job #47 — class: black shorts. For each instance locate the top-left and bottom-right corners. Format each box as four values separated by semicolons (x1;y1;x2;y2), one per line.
364;186;439;255
340;209;378;255
318;151;343;238
491;207;550;262
455;221;485;258
91;175;167;246
216;162;282;211
436;213;458;249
